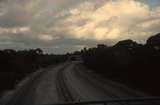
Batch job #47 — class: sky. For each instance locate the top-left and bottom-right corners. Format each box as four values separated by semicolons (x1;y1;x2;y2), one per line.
0;0;160;53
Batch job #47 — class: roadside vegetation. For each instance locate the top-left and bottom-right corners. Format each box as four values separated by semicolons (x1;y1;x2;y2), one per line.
0;48;67;96
81;33;160;96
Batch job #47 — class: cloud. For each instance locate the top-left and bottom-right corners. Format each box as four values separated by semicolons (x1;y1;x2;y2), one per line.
0;0;159;53
54;0;160;43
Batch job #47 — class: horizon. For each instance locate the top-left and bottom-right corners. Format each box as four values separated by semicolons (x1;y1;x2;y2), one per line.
0;32;159;54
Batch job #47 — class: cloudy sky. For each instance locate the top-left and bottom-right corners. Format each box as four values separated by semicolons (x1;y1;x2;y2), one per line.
0;0;160;53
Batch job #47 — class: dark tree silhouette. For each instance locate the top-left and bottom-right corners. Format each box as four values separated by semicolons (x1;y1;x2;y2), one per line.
82;33;160;96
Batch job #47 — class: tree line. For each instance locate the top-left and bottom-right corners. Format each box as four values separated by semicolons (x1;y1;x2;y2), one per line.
81;33;160;96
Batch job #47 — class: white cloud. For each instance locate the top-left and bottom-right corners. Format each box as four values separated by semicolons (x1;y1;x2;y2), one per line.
38;34;60;41
55;0;160;43
0;27;30;34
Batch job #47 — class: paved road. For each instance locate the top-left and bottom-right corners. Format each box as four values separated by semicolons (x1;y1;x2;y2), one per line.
1;61;147;105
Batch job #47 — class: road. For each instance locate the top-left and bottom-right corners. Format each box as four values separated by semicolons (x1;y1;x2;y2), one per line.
0;61;147;105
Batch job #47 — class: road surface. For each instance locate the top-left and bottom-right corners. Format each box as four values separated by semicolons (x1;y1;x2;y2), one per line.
0;61;147;105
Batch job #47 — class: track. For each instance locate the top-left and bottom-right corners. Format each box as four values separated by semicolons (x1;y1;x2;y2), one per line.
2;67;48;105
61;62;147;105
74;66;129;105
72;63;159;105
2;62;159;105
56;64;74;102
